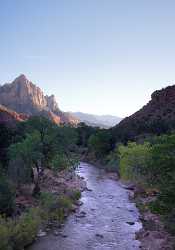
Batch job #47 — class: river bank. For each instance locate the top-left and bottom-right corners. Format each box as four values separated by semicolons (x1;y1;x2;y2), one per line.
125;184;175;250
0;168;86;250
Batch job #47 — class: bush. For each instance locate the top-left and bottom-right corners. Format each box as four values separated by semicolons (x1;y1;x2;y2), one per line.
69;190;81;201
105;147;120;172
119;142;151;184
11;208;41;249
0;208;41;250
0;176;15;215
39;192;72;222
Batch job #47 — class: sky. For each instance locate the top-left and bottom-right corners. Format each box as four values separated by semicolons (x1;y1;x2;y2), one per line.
0;0;175;117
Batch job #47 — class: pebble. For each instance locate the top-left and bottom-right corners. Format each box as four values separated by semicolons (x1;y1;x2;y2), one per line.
96;233;104;238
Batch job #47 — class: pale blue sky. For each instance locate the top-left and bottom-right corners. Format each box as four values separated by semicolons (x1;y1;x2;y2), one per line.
0;0;175;117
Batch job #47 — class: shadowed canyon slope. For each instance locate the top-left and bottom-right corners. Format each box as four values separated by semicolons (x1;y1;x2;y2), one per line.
112;84;175;140
0;75;79;125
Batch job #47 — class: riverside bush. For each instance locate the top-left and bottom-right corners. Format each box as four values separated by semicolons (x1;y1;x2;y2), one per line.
11;208;41;249
69;190;81;201
39;192;73;222
118;134;175;234
0;208;41;250
119;142;151;184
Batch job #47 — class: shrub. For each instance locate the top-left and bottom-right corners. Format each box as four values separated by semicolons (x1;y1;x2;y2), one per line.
58;195;72;210
119;142;151;184
11;208;41;249
69;190;81;201
105;147;120;172
0;176;15;215
39;192;72;222
0;208;41;250
51;154;70;172
39;192;56;211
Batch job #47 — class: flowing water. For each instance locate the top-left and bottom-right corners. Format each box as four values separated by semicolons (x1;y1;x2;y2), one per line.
29;162;142;250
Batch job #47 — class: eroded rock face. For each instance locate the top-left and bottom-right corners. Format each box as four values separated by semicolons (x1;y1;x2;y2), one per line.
0;75;48;114
45;95;59;113
0;75;79;125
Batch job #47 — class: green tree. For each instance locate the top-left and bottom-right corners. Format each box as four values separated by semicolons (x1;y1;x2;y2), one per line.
8;132;43;191
88;130;112;158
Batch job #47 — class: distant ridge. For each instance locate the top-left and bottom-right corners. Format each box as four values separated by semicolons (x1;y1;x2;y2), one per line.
71;112;122;128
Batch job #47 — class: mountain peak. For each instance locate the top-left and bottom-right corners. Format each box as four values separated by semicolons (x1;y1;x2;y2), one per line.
13;74;28;83
0;75;78;125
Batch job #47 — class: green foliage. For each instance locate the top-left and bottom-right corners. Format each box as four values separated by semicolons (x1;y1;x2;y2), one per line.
105;146;120;172
0;208;41;250
0;190;76;250
51;153;79;172
68;189;81;201
0;176;15;215
51;153;71;172
6;116;79;190
39;192;72;222
118;134;175;234
76;122;98;147
58;195;72;210
119;142;151;183
39;192;56;210
11;208;41;249
147;134;175;219
0;117;81;248
88;130;112;158
149;134;175;186
8;131;42;185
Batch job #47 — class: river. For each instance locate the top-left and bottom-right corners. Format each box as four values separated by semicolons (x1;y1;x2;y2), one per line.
29;162;142;250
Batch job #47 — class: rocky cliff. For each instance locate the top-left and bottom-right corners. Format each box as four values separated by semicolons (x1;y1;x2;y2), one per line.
0;75;79;125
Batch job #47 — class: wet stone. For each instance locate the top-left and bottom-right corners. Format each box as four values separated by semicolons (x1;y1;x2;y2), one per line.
127;222;135;225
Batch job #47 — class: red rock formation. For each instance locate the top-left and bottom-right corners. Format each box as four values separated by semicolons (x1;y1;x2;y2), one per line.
0;75;79;125
0;104;28;126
